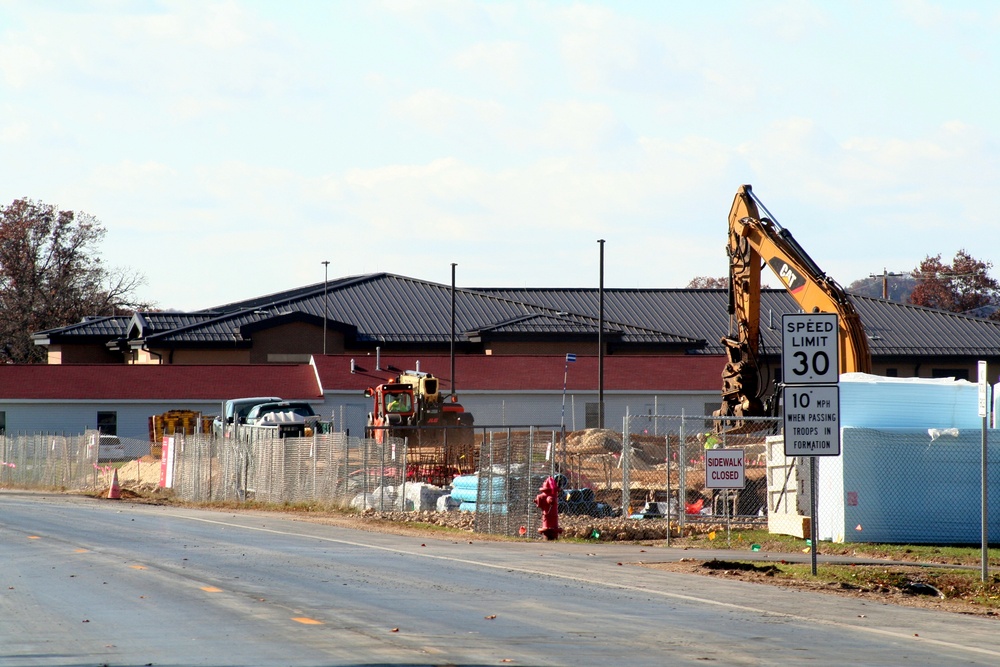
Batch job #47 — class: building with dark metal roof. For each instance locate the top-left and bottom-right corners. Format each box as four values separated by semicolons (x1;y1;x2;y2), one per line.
14;272;1000;437
32;272;1000;380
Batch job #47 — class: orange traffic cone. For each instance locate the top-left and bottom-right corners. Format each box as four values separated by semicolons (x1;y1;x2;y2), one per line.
108;469;121;500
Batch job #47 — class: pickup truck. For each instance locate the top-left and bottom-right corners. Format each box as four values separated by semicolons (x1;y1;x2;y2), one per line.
244;401;319;437
213;396;282;437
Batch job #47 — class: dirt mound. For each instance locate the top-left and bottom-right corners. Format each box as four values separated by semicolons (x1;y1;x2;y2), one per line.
112;459;163;486
565;429;622;456
98;487;145;500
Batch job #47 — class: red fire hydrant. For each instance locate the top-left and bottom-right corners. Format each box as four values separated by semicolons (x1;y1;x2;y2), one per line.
534;476;563;540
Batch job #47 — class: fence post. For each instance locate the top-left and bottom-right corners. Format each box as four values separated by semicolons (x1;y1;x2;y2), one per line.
378;435;386;511
526;426;535;538
208;435;213;501
653;397;658;436
621;410;630;515
678;411;686;533
343;434;349;500
394;438;402;512
505;427;513;537
312;431;317;501
663;430;670;545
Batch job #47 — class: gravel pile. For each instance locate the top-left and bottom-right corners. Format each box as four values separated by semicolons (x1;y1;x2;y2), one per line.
358;508;742;541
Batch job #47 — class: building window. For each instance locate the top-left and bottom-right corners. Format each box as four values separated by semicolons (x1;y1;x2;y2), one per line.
932;368;969;380
704;403;718;428
0;410;5;435
97;411;117;435
585;402;603;429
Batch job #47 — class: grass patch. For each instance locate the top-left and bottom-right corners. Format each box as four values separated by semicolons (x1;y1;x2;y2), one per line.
772;562;1000;607
671;528;1000;567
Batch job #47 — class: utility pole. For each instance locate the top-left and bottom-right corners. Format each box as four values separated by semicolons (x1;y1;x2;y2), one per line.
869;267;904;300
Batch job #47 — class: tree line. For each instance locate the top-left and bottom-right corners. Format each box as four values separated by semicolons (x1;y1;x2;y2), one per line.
3;196;999;365
691;249;1000;321
0;198;150;363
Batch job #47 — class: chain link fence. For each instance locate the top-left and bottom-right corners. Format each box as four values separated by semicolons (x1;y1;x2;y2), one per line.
557;415;779;529
466;427;562;538
0;431;118;492
7;418;1000;544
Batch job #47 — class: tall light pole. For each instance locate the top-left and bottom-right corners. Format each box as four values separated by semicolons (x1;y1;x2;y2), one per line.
321;260;330;355
450;263;457;398
598;239;605;429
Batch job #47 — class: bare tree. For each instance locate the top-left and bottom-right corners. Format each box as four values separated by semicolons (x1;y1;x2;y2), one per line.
686;276;729;289
0;198;151;362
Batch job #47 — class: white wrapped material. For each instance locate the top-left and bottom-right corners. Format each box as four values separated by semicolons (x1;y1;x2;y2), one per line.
839;372;979;429
403;482;448;511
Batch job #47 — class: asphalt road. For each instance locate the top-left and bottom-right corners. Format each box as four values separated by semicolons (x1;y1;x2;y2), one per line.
2;491;998;667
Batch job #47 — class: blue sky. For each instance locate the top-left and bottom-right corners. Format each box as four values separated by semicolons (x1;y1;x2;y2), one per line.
1;0;997;310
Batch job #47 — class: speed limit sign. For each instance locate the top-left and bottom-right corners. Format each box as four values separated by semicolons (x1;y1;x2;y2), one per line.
782;313;839;384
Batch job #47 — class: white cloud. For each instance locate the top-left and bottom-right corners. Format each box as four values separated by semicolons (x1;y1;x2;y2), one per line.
1;1;999;310
0;38;51;88
393;89;508;136
747;0;833;41
537;101;622;154
0;120;29;143
556;5;656;93
169;95;234;121
453;40;528;88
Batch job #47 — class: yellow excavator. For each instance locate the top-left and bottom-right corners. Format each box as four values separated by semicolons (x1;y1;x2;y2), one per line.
716;184;871;427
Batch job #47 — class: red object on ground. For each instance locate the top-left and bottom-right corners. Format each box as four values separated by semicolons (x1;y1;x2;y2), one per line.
108;469;121;500
534;476;563;540
685;497;704;515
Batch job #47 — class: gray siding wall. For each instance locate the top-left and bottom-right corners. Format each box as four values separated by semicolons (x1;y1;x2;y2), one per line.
324;391;718;436
1;401;227;440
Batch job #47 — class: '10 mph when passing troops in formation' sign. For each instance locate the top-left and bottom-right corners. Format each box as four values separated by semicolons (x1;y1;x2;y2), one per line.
782;313;841;457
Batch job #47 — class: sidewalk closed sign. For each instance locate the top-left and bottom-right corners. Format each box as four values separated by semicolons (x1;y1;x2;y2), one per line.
705;448;745;490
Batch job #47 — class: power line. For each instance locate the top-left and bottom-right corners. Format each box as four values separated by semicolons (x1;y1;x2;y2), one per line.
869;268;905;299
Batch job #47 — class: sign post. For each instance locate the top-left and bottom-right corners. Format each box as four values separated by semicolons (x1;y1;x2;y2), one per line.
979;360;989;583
558;353;576;468
781;313;842;575
705;448;745;546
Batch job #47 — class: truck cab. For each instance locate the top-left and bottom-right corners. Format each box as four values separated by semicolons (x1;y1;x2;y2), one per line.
213;396;282;437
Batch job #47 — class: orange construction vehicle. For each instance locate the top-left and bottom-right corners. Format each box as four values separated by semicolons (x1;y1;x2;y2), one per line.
364;370;475;485
717;184;871;428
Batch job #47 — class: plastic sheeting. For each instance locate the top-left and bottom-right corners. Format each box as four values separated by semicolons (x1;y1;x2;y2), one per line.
450;474;506;503
817;427;1000;543
839;372;980;429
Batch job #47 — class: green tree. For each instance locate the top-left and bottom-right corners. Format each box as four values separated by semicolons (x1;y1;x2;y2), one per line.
908;250;1000;319
0;198;149;363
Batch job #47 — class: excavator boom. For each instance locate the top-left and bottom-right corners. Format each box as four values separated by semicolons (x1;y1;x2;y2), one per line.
718;185;871;427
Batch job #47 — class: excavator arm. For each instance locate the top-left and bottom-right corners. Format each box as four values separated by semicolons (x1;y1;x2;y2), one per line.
717;184;871;427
